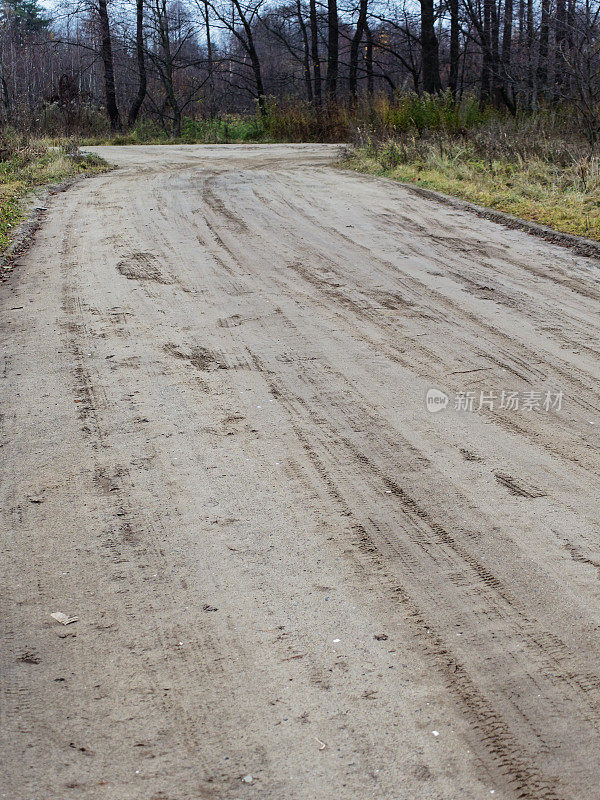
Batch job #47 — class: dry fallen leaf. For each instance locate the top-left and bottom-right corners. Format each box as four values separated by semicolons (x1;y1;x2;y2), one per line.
51;612;79;626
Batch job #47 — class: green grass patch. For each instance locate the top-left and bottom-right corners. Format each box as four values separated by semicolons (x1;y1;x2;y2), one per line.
80;94;499;145
0;134;109;253
80;115;276;146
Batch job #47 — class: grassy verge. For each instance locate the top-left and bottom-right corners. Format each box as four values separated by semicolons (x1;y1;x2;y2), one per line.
0;134;109;254
80;108;355;146
82;96;479;146
81;116;271;146
342;111;600;242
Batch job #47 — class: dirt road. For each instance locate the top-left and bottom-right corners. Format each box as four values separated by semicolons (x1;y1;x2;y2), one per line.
1;144;599;800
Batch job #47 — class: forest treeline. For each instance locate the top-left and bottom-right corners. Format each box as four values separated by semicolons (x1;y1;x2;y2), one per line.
1;0;599;140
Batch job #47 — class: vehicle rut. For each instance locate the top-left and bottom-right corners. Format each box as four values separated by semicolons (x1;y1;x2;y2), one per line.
1;144;599;800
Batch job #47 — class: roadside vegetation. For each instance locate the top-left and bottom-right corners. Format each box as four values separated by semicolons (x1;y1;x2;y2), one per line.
80;101;371;145
341;94;600;242
0;132;108;253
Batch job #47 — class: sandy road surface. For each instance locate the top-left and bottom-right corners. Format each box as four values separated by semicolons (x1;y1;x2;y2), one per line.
1;144;599;800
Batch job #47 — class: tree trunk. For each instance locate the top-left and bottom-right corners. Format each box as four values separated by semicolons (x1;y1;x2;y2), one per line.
555;0;566;45
204;0;216;116
449;0;459;96
480;0;491;105
566;0;575;50
325;0;338;100
491;0;501;104
309;0;322;105
365;23;374;96
420;0;441;94
97;0;121;130
296;0;313;103
553;0;566;97
0;46;10;122
537;0;550;100
245;29;266;113
526;0;533;102
518;0;524;43
458;28;471;98
501;0;514;109
232;0;266;114
127;0;146;127
157;0;181;135
349;0;368;100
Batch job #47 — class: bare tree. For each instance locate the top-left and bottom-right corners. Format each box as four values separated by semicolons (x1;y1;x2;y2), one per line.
97;0;121;128
296;0;313;101
325;0;338;99
560;0;600;143
208;0;267;113
348;0;368;99
448;0;459;96
420;0;440;92
309;0;321;103
127;0;146;125
537;0;550;99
